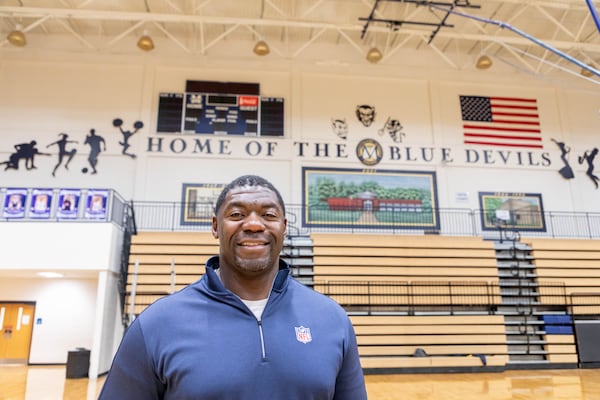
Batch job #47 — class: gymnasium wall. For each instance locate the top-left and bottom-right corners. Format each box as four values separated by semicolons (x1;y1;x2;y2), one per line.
0;44;598;376
0;53;598;212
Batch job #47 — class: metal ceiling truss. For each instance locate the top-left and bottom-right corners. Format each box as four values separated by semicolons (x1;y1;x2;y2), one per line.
359;0;480;43
0;1;598;81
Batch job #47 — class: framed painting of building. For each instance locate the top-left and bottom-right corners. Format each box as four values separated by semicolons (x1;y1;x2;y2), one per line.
180;183;225;225
301;167;440;230
479;192;546;232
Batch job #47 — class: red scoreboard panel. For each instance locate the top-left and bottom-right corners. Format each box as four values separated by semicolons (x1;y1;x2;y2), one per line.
156;92;284;136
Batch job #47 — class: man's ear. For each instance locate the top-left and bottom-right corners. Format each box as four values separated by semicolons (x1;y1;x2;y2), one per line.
212;216;218;239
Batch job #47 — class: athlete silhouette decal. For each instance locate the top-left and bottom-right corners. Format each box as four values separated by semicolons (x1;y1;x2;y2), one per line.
113;118;143;159
1;140;50;170
578;148;599;189
1;116;145;176
551;138;574;180
83;129;107;174
47;133;78;177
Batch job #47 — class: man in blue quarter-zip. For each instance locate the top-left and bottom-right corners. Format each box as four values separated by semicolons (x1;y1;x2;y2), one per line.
99;175;368;400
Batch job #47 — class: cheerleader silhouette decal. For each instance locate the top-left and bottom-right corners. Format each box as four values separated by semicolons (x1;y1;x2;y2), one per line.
113;118;143;159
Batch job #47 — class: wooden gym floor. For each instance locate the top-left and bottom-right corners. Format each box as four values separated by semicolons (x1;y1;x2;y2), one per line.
1;365;600;399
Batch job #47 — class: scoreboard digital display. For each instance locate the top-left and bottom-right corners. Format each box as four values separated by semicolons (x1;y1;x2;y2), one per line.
156;92;284;137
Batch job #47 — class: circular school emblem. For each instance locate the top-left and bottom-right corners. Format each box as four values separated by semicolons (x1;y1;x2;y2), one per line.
356;138;383;166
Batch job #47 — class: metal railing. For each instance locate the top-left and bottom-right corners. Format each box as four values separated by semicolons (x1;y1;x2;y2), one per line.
131;201;600;239
312;280;600;317
123;278;600;321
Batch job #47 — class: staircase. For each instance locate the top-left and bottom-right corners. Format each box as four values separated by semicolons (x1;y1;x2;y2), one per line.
281;234;314;286
494;234;549;366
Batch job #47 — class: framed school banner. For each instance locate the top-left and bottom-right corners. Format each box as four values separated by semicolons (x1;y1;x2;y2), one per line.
3;188;27;219
302;167;440;230
30;188;53;219
479;192;546;232
180;183;225;225
56;188;81;220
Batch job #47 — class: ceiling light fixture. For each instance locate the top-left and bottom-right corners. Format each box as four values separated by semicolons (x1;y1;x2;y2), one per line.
476;55;493;69
581;64;595;78
7;24;26;47
366;47;383;64
37;272;64;279
137;30;154;51
253;40;270;56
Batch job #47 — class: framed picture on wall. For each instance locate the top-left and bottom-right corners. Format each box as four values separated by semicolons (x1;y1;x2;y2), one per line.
84;189;109;220
29;188;53;219
301;167;440;230
2;188;27;219
479;192;546;232
56;188;81;220
180;183;225;225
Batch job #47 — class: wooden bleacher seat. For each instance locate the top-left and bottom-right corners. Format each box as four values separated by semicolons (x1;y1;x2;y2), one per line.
544;334;578;364
350;315;509;369
525;238;600;314
126;232;217;314
311;233;499;281
311;234;502;308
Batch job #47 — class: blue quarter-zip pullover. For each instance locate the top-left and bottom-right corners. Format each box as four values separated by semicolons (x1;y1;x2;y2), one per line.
99;256;367;399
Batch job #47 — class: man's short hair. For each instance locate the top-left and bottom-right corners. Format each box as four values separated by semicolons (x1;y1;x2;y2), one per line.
214;175;286;215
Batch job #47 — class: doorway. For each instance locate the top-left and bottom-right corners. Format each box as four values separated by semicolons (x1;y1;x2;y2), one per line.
0;302;35;364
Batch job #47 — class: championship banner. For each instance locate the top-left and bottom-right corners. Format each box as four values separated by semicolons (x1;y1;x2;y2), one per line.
3;188;27;219
30;188;53;219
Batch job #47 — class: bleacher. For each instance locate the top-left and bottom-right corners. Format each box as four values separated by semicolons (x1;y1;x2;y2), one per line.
352;315;508;370
524;238;600;365
310;233;508;371
311;233;502;312
125;232;215;314
526;238;600;313
124;232;600;372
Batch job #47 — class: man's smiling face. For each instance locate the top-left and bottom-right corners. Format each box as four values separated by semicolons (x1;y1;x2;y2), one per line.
213;185;287;277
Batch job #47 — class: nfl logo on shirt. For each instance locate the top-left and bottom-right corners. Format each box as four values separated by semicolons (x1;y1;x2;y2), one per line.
294;326;312;344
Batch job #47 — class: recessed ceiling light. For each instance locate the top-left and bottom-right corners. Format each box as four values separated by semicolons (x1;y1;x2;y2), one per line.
37;272;64;278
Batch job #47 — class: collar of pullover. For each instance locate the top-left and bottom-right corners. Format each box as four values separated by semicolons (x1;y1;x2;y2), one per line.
203;256;291;296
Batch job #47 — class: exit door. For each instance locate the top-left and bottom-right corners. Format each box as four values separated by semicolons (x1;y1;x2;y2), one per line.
0;303;35;363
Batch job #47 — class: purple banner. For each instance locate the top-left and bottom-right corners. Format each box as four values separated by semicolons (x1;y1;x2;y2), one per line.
56;188;81;220
3;188;27;219
30;188;53;219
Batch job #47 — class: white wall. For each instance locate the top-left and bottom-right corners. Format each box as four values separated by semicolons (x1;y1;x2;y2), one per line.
0;53;598;212
90;270;124;378
0;222;124;376
0;277;97;364
0;223;121;272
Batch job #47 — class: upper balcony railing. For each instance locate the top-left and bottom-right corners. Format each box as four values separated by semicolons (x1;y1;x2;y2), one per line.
3;192;599;240
131;201;600;239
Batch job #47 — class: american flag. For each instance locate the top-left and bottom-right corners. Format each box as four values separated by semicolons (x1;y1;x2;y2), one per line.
459;95;542;149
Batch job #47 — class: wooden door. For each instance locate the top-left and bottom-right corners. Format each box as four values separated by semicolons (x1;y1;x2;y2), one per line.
0;303;35;363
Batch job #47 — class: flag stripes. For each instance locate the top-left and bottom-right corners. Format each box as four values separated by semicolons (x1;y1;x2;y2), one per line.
459;95;543;149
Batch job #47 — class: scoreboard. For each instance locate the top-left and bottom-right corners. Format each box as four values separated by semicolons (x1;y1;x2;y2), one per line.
156;92;284;137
